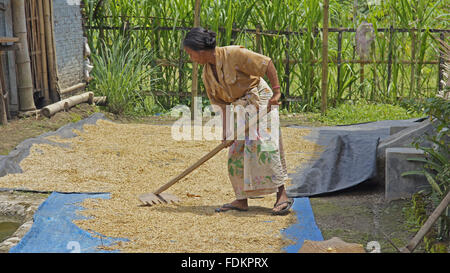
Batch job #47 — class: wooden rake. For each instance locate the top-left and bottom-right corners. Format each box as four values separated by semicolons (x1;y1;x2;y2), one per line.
138;139;234;206
138;108;272;206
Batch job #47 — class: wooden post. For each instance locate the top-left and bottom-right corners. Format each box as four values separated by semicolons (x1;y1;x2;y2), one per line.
191;0;201;120
360;59;365;96
336;30;342;105
371;40;377;101
386;25;393;97
410;30;416;99
284;28;290;110
438;33;445;92
349;0;357;100
178;30;185;105
255;24;262;54
0;54;10;120
0;62;7;125
43;0;58;102
37;0;50;106
320;0;329;114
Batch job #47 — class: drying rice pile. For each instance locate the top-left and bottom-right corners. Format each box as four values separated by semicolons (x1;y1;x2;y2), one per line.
0;119;323;252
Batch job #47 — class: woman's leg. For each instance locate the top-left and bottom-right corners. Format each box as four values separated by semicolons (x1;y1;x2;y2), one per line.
216;140;248;212
273;131;292;214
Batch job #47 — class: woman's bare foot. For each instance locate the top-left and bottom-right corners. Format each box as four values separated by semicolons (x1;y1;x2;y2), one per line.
215;199;248;212
273;185;293;215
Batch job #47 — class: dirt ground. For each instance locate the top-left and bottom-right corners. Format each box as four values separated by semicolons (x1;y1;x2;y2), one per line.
0;103;422;253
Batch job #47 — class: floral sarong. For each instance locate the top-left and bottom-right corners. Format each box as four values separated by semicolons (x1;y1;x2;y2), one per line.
227;78;288;200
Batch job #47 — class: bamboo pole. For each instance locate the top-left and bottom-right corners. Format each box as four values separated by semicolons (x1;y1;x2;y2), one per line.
41;92;94;117
284;27;290;110
178;30;185;103
386;25;393;96
93;96;107;106
401;191;450;253
60;82;87;95
0;54;10;120
12;0;36;111
190;0;201;120
43;0;58;102
321;0;329;114
438;33;445;92
337;31;342;103
37;0;50;106
0;77;7;125
410;31;416;99
255;24;262;54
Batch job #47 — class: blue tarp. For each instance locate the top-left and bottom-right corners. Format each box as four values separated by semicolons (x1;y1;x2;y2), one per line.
282;197;323;253
10;192;127;253
9;192;321;253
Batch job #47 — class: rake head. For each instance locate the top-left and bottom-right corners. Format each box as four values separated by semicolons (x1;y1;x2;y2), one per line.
139;192;180;206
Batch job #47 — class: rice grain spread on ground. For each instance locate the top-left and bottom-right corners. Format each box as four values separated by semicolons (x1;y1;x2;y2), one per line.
0;120;322;252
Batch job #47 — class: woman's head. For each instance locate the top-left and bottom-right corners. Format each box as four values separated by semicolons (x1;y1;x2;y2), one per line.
183;27;216;51
183;27;216;64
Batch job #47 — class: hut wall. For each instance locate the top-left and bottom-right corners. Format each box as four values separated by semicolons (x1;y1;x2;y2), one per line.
52;0;85;93
0;0;19;115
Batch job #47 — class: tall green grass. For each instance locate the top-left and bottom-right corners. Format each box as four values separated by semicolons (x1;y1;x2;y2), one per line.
90;37;159;115
82;0;449;114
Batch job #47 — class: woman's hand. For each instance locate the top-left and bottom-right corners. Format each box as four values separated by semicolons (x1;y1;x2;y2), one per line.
222;129;235;147
267;91;281;112
221;106;235;147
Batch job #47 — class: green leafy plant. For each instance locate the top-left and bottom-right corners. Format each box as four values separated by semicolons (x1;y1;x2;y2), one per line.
402;97;449;240
402;34;449;244
90;36;159;115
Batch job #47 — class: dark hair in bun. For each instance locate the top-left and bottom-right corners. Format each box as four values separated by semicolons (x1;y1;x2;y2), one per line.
183;27;216;51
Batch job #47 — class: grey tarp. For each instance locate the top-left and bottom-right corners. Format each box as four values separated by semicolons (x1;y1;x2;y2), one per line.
286;118;427;197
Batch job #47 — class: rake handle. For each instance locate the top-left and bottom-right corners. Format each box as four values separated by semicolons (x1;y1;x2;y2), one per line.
154;108;272;195
154;140;232;194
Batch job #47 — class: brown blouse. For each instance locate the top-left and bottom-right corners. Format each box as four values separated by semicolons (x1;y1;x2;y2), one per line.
202;46;271;106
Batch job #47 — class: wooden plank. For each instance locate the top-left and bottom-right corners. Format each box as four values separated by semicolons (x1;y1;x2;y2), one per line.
0;37;20;43
4;0;19;112
0;54;10;120
0;44;20;51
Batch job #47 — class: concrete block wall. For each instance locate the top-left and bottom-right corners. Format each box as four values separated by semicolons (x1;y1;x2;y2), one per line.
52;0;85;91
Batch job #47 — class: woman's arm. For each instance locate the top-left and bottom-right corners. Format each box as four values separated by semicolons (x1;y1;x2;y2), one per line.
220;104;234;147
266;60;281;110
